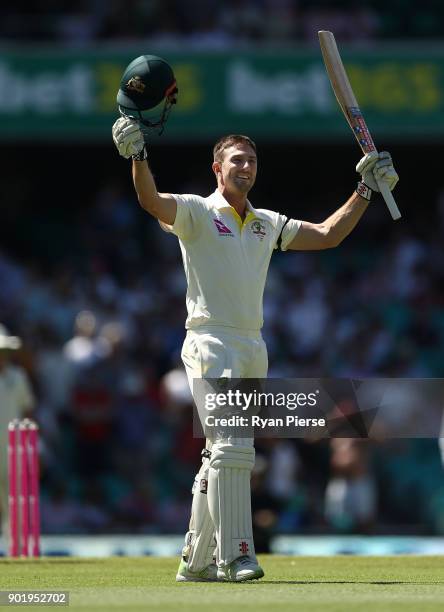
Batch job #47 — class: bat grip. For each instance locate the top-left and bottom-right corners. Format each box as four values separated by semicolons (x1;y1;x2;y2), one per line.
376;178;401;221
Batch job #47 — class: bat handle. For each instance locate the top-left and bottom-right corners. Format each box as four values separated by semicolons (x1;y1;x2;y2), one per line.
376;179;401;221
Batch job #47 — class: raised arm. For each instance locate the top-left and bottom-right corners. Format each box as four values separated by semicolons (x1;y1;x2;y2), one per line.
112;117;177;225
288;192;368;250
287;151;399;251
132;159;176;225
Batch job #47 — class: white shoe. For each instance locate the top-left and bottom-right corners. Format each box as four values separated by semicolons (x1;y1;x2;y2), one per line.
176;558;218;582
217;556;264;582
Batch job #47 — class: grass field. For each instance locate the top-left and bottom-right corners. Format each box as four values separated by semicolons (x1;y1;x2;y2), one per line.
0;556;443;611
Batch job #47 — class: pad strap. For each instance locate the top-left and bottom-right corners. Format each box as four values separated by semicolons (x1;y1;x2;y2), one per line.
209;444;255;470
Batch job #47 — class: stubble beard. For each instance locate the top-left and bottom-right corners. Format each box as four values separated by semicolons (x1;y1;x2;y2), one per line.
232;176;254;194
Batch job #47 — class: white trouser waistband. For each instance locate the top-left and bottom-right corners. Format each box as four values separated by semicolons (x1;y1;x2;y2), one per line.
186;326;262;340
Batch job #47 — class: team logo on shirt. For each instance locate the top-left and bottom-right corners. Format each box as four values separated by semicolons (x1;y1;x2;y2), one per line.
251;220;266;240
213;218;234;236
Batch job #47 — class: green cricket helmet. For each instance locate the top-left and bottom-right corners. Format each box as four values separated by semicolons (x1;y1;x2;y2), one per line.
117;55;178;134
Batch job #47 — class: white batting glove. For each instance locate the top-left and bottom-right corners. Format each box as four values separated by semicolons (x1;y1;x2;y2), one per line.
356;151;399;192
373;151;399;191
112;117;146;159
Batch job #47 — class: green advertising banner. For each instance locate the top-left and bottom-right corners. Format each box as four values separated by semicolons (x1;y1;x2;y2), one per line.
0;47;443;141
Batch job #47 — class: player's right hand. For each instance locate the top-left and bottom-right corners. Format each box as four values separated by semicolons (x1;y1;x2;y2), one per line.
112;117;145;159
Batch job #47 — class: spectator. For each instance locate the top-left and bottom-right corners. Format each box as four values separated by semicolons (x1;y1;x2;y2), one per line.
0;325;35;551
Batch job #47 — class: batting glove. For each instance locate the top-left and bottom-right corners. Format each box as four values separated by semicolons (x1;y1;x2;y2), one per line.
112;117;146;160
356;151;399;193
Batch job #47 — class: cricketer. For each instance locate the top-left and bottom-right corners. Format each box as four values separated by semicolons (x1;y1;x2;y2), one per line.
112;56;399;582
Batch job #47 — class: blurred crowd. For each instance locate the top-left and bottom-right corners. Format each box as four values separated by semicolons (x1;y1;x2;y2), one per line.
1;173;444;542
1;1;441;47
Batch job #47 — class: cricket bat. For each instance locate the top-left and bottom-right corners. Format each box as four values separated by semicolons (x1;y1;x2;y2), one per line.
318;30;401;220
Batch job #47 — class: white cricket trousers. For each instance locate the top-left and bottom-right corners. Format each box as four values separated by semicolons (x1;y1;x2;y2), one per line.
181;326;268;570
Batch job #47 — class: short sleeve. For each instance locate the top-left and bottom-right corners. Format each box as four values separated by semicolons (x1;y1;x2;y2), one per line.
274;215;302;251
158;194;204;241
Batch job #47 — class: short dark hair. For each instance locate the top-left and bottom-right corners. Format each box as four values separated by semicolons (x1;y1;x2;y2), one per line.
213;134;257;163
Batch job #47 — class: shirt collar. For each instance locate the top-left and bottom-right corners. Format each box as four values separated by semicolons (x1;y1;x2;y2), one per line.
209;189;267;220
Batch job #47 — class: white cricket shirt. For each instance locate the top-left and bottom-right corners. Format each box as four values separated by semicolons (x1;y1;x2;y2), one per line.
0;365;35;469
161;189;301;331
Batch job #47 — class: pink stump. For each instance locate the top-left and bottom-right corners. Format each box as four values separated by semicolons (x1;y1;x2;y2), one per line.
7;421;19;558
19;422;29;557
27;423;40;557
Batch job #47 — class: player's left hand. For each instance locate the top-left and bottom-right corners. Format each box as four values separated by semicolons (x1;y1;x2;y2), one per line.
112;116;145;159
356;151;399;192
